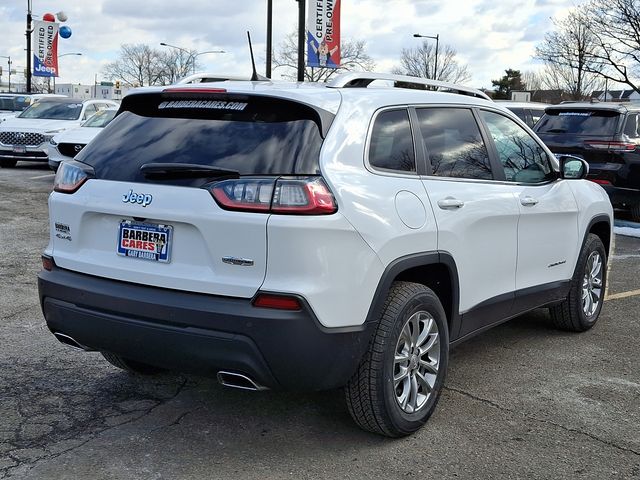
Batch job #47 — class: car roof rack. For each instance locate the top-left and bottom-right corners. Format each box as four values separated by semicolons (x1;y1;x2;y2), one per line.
327;72;492;101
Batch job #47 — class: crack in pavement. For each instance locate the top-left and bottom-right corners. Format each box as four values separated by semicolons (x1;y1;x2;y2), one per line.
444;386;640;458
0;378;189;479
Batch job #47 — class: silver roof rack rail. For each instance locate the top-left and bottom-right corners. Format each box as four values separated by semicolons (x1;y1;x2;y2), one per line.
327;72;492;101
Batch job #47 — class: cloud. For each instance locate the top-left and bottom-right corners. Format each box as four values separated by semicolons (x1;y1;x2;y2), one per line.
0;0;579;89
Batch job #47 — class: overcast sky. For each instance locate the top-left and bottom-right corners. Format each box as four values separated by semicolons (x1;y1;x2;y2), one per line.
0;0;582;89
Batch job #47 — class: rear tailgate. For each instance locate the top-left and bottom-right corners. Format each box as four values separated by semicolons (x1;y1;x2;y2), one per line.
535;107;624;183
49;88;336;298
49;181;268;297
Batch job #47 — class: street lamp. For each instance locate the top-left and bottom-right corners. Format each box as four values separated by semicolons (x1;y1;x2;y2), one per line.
0;55;12;92
160;42;225;75
413;33;439;80
53;52;82;92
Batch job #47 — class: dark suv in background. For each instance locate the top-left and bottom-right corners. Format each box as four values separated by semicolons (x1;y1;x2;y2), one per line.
535;103;640;221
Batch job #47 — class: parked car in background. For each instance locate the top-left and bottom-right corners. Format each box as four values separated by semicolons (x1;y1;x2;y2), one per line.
0;93;67;123
48;107;118;171
497;101;549;128
0;97;118;168
535;103;640;221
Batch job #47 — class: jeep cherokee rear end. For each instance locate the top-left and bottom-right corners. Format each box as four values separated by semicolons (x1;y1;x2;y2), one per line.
38;84;383;391
535;103;640;220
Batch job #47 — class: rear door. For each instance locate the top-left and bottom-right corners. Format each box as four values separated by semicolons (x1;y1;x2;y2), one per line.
416;106;520;337
49;91;333;298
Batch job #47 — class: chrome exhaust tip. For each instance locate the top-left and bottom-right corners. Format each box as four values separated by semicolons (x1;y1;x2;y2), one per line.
52;332;92;351
217;371;268;391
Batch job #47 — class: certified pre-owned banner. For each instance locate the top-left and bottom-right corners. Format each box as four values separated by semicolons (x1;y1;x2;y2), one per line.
307;0;341;68
32;20;59;77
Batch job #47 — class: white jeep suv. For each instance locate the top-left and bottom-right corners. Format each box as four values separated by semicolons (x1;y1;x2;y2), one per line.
38;73;613;437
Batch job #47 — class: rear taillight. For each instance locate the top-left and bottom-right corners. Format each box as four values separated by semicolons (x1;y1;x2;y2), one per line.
253;293;302;311
584;140;636;152
53;161;93;193
41;255;55;271
207;177;337;215
590;179;612;185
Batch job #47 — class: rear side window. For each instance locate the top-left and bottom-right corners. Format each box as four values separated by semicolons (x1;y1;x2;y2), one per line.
416;108;492;180
368;109;416;173
77;94;330;185
535;109;620;136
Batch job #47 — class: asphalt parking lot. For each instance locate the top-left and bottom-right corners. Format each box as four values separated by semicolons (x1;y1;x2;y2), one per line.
1;163;639;479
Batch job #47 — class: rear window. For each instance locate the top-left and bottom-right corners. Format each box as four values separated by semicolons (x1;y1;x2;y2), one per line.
77;93;331;185
535;109;620;136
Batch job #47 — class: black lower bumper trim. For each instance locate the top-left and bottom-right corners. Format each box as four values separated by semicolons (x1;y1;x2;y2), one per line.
38;266;375;391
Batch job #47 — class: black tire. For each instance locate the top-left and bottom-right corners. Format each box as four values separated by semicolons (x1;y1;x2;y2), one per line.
0;159;17;168
549;234;607;332
345;281;449;437
101;351;166;375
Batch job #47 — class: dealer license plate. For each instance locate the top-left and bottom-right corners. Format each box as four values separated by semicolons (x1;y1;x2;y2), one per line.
117;221;173;263
12;146;26;154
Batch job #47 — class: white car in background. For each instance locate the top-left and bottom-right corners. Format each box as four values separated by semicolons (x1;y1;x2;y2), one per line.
48;107;118;171
0;93;67;123
0;97;118;168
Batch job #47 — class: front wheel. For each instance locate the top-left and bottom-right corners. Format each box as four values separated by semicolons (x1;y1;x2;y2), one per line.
549;234;607;332
345;282;449;437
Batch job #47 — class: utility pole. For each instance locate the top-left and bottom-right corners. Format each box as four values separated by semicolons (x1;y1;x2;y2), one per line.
266;0;273;78
297;0;305;82
26;0;33;92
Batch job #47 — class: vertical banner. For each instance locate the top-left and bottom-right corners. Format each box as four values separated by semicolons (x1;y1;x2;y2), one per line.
32;20;59;77
307;0;341;68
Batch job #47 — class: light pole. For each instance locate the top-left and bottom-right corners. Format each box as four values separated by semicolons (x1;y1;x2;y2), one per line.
0;55;11;92
26;0;33;92
413;33;439;80
160;42;225;75
54;52;82;92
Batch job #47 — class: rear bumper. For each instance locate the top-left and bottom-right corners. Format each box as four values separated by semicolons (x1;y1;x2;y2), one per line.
37;265;375;391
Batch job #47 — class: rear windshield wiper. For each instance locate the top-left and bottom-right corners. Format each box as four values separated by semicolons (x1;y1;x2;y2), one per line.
140;163;240;179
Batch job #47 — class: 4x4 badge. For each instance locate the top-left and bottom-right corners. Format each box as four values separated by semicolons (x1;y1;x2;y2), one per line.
122;189;153;207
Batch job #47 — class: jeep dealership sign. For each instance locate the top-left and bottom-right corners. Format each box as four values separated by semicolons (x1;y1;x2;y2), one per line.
32;20;59;77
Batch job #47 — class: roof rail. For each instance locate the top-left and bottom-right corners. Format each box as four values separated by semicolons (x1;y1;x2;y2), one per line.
327;72;492;101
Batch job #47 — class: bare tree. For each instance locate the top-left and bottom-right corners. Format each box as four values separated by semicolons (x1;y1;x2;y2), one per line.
103;44;164;87
521;70;545;91
392;42;471;84
534;9;605;100
581;0;640;93
156;49;201;85
273;31;375;82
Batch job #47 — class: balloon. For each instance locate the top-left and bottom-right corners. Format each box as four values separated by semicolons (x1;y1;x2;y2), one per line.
56;11;68;22
59;26;72;39
43;12;55;22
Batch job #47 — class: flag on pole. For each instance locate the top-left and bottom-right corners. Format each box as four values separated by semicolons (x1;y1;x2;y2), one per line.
307;0;341;68
32;20;59;77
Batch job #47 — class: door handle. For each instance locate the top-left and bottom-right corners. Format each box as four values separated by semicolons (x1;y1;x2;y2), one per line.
437;197;465;210
520;196;539;206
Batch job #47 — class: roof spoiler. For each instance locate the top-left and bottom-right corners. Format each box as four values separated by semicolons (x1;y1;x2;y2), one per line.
327;72;492;101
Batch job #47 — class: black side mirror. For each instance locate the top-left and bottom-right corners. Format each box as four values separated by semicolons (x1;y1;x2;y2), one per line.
558;155;589;180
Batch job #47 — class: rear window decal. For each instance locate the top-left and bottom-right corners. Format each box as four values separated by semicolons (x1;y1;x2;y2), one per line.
158;100;248;111
558;112;591;116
